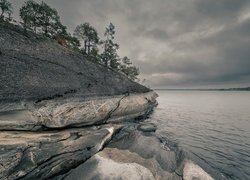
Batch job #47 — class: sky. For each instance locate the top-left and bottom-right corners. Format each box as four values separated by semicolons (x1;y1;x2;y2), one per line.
9;0;250;88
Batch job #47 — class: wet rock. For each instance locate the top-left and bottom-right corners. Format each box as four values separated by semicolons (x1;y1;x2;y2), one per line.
138;123;157;132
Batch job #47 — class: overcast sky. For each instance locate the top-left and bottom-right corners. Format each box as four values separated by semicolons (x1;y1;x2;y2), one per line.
10;0;250;88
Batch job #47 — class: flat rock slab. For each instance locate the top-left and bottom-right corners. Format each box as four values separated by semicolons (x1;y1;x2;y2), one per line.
0;92;158;131
0;125;121;180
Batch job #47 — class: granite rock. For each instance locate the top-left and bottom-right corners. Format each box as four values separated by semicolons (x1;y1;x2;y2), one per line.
0;92;158;131
0;125;121;179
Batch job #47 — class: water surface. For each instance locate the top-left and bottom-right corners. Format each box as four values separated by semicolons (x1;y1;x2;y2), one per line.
150;90;250;180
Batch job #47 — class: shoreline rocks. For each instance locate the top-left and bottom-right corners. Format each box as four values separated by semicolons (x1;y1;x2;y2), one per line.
0;125;122;179
0;91;215;180
0;91;158;131
59;122;214;180
0;91;160;179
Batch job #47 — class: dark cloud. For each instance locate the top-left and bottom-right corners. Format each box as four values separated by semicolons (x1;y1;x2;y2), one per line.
194;0;248;17
9;0;250;88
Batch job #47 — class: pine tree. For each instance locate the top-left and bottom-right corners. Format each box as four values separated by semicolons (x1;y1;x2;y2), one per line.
74;23;99;55
0;0;12;21
61;32;81;50
120;56;139;81
101;23;120;69
39;2;64;37
20;1;65;37
20;0;39;32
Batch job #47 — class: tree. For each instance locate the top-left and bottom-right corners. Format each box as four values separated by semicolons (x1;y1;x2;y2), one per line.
74;23;99;55
61;32;81;50
126;66;139;81
0;0;12;21
39;1;64;37
101;23;120;69
121;56;132;66
20;1;65;37
120;56;139;81
20;0;40;32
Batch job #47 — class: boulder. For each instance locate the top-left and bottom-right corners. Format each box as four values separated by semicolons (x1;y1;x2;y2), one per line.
183;160;214;180
138;123;157;132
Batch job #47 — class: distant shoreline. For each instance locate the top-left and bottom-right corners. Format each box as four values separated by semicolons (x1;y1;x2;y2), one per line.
154;87;250;91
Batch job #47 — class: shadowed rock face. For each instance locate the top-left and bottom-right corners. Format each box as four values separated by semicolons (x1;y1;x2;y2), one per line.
0;23;149;102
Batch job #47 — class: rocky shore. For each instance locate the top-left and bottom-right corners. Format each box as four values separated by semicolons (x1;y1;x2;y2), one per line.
0;23;213;179
0;92;213;180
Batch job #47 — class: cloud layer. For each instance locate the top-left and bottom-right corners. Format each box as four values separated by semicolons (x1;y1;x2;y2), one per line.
10;0;250;88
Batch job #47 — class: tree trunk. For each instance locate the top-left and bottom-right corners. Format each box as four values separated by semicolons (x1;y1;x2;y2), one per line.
34;20;37;33
105;57;108;67
0;10;4;21
87;41;90;54
45;26;48;35
84;40;87;54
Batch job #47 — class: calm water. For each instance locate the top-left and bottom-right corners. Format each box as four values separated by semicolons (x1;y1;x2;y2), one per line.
150;90;250;180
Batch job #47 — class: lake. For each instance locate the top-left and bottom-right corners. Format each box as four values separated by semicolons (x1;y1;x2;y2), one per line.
149;90;250;180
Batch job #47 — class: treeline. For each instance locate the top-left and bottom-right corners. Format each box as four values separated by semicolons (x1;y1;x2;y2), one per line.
0;0;139;81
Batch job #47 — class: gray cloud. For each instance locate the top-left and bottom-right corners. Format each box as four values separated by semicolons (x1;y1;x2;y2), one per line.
9;0;250;88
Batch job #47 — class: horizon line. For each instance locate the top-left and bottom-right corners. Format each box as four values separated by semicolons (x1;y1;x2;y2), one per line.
153;87;250;91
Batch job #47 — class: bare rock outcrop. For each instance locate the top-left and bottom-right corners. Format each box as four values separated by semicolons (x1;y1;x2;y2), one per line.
56;123;214;180
0;92;158;131
0;23;149;102
0;125;122;179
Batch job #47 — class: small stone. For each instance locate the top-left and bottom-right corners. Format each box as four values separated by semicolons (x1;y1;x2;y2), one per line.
137;123;157;132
